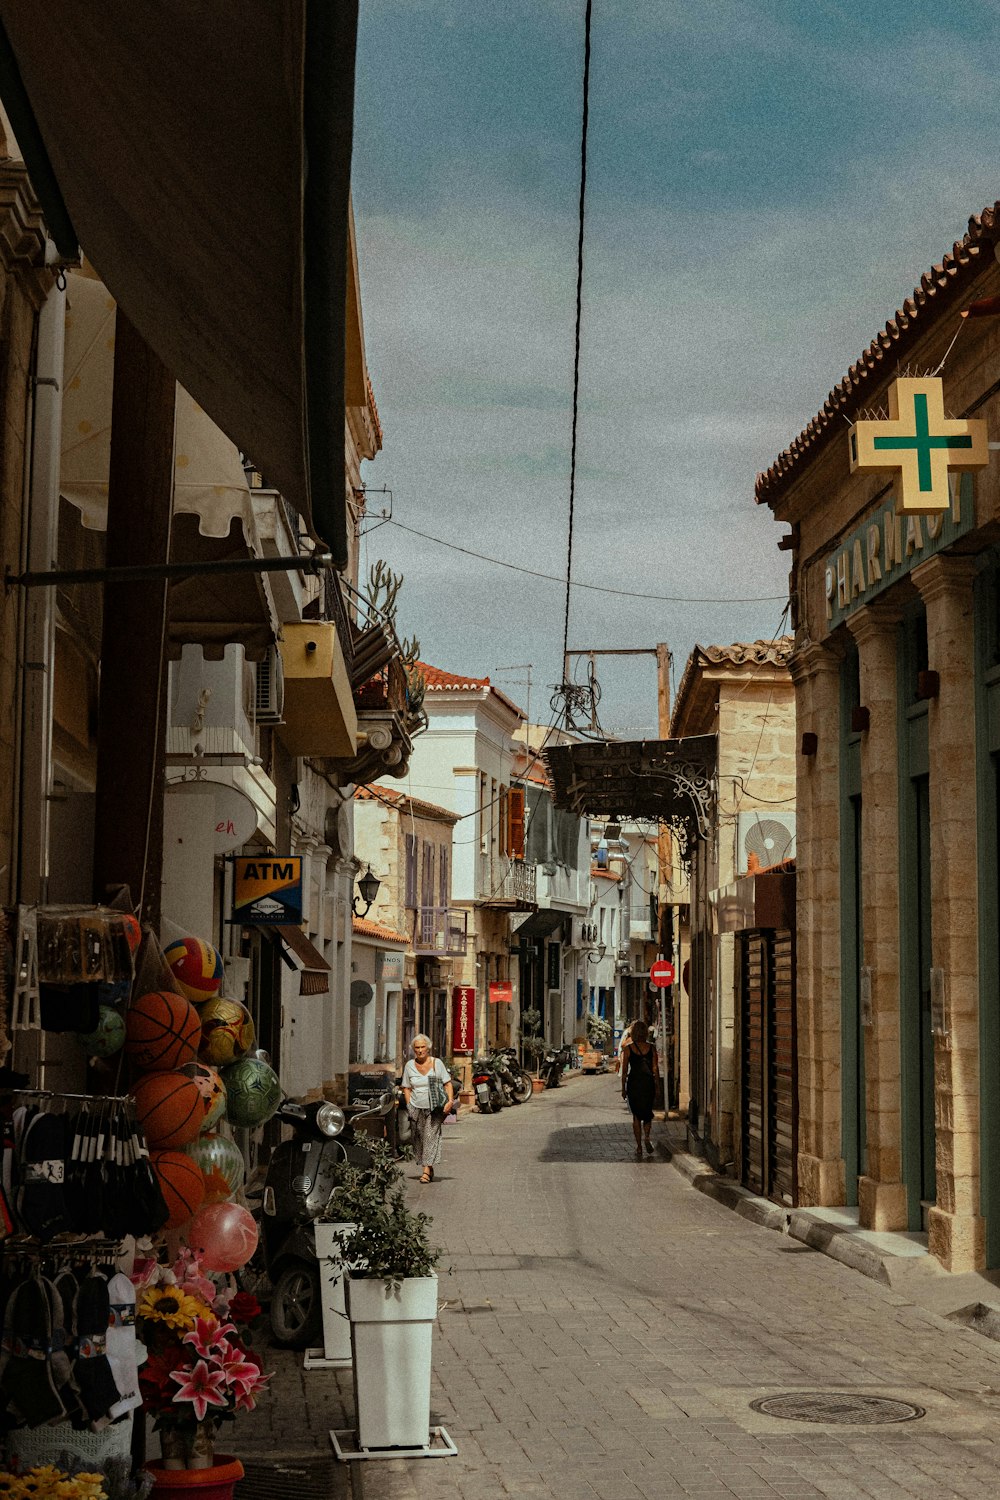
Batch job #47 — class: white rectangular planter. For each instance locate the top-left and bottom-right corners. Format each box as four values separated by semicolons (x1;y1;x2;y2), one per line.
314;1222;354;1364
346;1272;438;1450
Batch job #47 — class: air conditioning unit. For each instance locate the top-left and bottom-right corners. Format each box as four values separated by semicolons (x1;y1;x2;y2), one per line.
737;810;796;872
254;646;285;724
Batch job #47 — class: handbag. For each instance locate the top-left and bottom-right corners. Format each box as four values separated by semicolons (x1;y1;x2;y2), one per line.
427;1066;448;1113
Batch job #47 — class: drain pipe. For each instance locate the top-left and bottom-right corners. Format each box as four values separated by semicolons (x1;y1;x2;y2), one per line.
18;250;65;903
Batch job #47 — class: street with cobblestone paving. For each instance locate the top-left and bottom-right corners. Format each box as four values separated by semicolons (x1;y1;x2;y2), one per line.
240;1076;1000;1500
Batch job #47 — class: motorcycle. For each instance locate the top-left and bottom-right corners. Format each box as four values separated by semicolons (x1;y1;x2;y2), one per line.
490;1046;534;1105
249;1090;394;1349
471;1056;505;1113
540;1045;571;1089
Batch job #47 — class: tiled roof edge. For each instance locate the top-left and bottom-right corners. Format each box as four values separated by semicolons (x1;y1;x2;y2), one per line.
755;202;1000;506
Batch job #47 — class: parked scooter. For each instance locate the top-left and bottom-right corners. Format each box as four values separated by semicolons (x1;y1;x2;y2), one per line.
471;1056;505;1113
540;1045;571;1089
490;1046;534;1105
250;1090;394;1349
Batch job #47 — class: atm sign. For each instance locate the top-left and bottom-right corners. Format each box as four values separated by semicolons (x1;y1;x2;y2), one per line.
232;856;303;926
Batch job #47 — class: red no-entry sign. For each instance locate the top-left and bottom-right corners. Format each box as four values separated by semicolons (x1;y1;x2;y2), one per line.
650;959;675;988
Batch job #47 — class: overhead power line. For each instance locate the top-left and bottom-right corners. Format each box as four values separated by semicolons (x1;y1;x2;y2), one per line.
384;516;786;605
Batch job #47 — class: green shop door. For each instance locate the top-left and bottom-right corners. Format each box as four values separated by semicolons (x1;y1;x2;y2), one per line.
899;608;935;1231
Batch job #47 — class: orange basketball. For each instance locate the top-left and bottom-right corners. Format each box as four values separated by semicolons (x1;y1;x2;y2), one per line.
134;1071;204;1149
125;990;201;1072
150;1148;206;1229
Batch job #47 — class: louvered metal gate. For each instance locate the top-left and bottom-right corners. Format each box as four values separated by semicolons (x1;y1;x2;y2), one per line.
739;928;797;1204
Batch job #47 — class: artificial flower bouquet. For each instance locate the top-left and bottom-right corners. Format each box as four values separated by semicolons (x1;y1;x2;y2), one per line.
134;1251;269;1468
0;1465;107;1500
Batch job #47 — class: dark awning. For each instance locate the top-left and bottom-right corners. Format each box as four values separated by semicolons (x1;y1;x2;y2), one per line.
511;909;567;941
0;1;358;564
544;735;717;846
266;923;331;997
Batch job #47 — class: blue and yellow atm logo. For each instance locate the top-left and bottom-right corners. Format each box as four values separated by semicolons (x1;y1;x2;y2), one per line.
232;856;303;926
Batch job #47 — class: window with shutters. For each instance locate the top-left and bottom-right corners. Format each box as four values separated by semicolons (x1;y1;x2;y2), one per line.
498;785;508;856
421;840;435;907
405;834;417;909
439;846;449;907
508;784;526;860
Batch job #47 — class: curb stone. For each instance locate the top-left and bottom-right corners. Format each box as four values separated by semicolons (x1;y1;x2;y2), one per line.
661;1133;1000;1337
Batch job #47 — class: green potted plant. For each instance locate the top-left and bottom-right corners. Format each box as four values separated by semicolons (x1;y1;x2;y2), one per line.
586;1014;612;1049
519;1008;547;1080
323;1144;443;1451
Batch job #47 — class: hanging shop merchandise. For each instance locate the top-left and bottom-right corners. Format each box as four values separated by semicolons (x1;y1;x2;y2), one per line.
0;916;282;1483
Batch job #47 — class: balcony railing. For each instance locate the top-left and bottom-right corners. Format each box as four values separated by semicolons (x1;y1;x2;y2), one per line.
480;855;537;909
412;906;468;957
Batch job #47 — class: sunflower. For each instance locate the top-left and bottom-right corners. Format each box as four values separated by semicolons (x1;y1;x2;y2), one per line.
139;1286;212;1330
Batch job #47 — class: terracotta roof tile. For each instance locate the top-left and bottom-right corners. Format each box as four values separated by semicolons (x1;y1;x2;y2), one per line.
697;638;794;669
672;638;794;735
354;784;459;823
351;915;409;945
755;202;1000;507
417;662;524;718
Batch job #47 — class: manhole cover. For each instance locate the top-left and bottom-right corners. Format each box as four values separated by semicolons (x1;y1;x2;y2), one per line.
750;1392;925;1425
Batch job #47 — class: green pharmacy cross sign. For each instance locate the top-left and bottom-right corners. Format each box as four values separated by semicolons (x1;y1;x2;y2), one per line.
848;376;989;514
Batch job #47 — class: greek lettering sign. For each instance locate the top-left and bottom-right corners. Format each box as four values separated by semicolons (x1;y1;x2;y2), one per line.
848;376;988;514
825;472;973;629
231;856;303;926
378;950;404;983
452;986;475;1055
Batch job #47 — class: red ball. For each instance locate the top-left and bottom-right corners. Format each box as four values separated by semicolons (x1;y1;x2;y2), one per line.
150;1148;206;1229
121;913;142;954
134;1071;204;1149
125;990;201;1072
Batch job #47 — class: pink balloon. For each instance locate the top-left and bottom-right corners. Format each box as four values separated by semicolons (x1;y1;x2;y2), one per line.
186;1200;258;1272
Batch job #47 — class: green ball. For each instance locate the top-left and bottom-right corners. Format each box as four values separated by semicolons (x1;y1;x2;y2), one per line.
76;1004;126;1058
220;1057;282;1129
185;1132;246;1200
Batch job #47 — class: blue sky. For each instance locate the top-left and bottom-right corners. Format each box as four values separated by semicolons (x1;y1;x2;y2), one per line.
352;0;1000;733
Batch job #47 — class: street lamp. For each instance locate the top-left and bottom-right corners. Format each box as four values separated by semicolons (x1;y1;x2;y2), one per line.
352;865;381;918
586;942;607;965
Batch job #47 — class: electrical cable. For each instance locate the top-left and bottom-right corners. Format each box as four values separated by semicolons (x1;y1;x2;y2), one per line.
562;0;593;671
383;517;786;606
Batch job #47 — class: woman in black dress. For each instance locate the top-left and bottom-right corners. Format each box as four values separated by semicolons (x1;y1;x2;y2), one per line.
620;1019;659;1157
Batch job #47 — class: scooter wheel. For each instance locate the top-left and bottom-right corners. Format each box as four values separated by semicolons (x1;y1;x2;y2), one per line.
269;1261;322;1350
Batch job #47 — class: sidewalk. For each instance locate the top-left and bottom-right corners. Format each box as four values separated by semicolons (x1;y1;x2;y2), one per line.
662;1122;1000;1337
238;1076;1000;1500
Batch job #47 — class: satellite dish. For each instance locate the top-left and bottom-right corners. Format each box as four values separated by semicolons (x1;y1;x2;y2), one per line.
350;979;374;1008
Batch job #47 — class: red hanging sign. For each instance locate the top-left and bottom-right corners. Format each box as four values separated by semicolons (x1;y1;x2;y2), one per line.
451;986;475;1054
489;981;514;1005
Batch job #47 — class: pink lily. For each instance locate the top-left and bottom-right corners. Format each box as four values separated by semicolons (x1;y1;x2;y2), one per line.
183;1316;237;1358
219;1348;266;1397
169;1359;228;1422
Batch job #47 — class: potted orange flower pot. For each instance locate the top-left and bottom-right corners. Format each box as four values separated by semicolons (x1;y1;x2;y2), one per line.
146;1457;244;1500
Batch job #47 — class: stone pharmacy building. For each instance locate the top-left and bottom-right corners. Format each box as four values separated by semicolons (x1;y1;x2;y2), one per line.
757;200;1000;1274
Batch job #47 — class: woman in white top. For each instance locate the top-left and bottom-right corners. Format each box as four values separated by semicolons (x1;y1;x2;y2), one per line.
401;1034;454;1183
